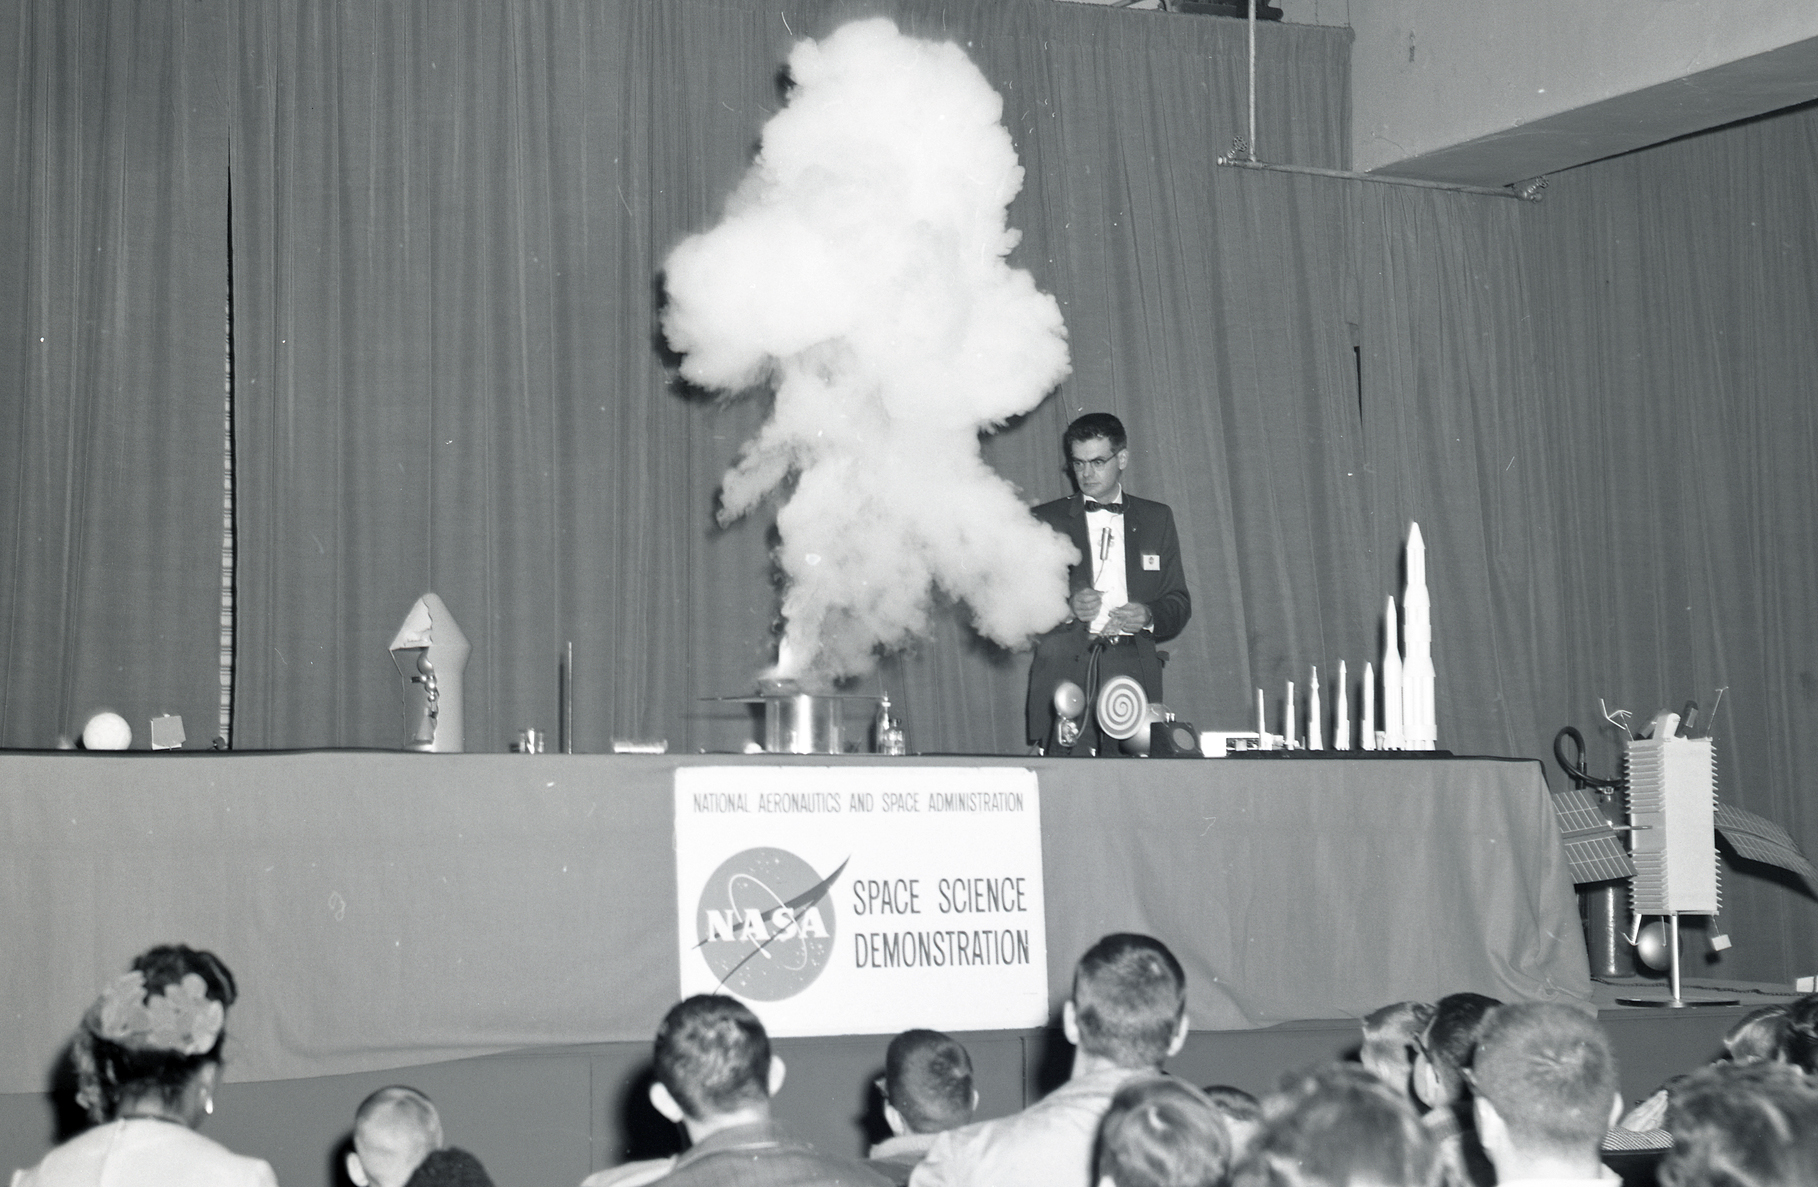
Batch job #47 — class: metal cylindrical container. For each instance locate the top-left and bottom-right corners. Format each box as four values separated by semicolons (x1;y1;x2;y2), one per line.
1583;880;1635;978
763;693;843;754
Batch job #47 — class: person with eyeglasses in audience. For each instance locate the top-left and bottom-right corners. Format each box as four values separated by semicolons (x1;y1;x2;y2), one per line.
1411;993;1500;1187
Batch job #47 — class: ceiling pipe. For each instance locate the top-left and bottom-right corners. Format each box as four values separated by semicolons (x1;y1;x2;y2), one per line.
1218;0;1540;201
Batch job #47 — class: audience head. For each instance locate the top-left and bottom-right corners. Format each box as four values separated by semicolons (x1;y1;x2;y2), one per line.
1657;1061;1818;1187
1240;1062;1439;1187
1469;1003;1617;1176
1068;934;1189;1071
881;1029;975;1136
1725;1004;1791;1065
1359;1002;1433;1103
1780;993;1818;1074
1095;1076;1231;1187
1414;992;1500;1108
348;1086;444;1187
1201;1085;1264;1164
402;1148;495;1187
72;944;238;1126
649;995;782;1130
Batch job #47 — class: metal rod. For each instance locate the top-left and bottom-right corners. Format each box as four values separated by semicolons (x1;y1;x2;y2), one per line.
563;641;574;754
1247;0;1256;162
1669;912;1683;1004
1212;157;1530;201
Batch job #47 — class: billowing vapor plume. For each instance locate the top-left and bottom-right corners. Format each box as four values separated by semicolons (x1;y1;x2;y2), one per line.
663;18;1075;685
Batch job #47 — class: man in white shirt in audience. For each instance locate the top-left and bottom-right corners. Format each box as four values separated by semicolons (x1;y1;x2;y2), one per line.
1470;1003;1622;1187
910;933;1189;1187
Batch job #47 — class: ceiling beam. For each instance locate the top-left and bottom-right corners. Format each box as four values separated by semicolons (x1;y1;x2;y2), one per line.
1368;36;1818;187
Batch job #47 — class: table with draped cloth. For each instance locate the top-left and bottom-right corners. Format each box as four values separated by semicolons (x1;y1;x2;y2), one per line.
0;750;1588;1091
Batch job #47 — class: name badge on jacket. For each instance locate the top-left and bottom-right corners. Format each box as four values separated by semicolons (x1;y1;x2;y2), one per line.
1142;553;1160;571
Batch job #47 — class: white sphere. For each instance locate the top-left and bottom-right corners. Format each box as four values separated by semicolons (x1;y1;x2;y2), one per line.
81;712;132;751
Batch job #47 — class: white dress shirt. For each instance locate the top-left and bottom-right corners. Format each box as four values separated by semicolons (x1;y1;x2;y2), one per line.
1084;485;1127;634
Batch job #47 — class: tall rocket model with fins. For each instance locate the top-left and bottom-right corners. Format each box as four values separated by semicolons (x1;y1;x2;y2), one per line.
1401;523;1436;750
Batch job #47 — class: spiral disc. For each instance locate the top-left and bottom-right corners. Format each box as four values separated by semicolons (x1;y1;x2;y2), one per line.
1096;675;1148;740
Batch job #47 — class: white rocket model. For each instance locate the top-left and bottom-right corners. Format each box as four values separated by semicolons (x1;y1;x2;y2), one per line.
1307;666;1323;750
1401;522;1436;750
1334;660;1350;750
1381;594;1403;749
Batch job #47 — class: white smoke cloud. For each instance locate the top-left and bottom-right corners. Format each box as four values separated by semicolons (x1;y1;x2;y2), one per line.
663;17;1076;685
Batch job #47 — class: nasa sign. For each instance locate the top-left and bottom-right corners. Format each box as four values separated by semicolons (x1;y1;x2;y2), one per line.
674;766;1048;1037
693;846;841;1001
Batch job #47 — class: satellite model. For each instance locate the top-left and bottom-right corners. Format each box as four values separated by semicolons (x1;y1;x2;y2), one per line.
1550;702;1817;1006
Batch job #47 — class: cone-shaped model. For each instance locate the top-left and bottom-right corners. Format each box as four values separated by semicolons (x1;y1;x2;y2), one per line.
389;592;470;753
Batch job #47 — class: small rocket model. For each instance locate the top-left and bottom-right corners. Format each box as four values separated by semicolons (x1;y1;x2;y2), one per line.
1239;521;1434;753
1381;594;1403;750
1401;523;1436;750
1334;660;1350;750
1307;667;1323;750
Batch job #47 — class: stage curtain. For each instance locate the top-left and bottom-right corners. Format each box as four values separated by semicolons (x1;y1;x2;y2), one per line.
1515;108;1818;984
228;0;779;751
225;0;1351;753
0;0;231;748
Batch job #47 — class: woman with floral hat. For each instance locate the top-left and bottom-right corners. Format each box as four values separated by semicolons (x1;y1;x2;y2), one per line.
12;944;278;1187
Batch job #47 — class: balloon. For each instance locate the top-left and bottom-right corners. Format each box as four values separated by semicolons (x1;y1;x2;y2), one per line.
81;712;132;751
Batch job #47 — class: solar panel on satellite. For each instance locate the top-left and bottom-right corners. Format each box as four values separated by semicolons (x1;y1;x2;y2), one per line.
1549;786;1637;885
1715;802;1818;886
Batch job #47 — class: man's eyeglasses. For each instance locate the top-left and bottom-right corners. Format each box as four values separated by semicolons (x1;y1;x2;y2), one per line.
1070;455;1119;473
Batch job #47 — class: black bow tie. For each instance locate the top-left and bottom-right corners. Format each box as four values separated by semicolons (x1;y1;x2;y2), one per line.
1084;500;1124;514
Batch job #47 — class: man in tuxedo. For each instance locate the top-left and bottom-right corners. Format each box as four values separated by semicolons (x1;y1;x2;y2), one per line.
1025;413;1190;755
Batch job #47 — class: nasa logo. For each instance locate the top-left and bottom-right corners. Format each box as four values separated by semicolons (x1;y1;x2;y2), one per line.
694;847;845;1001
